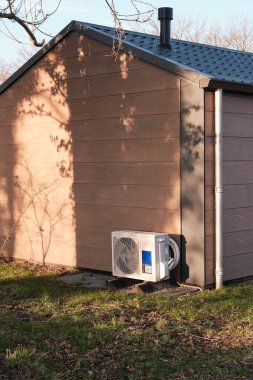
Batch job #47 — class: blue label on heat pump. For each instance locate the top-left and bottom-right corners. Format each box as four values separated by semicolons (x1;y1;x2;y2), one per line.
142;250;152;265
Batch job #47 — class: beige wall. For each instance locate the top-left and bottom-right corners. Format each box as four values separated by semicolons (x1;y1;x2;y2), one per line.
180;80;205;286
0;32;181;270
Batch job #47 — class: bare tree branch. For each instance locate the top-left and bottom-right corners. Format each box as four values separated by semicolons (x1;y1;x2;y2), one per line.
105;0;155;56
0;0;62;47
1;1;252;61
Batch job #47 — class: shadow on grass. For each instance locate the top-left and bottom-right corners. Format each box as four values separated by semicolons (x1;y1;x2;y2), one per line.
1;266;253;379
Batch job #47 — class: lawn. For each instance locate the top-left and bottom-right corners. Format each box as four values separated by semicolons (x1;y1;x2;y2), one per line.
0;262;253;379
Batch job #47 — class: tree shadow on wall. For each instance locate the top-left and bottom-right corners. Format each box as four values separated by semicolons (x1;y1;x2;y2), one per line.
180;99;205;284
0;31;187;280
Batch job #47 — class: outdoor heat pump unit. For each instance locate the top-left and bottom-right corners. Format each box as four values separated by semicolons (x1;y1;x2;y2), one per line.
112;231;180;282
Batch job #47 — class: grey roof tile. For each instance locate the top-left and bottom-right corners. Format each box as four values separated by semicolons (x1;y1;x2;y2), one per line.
83;22;253;85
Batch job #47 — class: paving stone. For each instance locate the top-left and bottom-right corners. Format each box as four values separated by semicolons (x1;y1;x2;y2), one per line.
59;271;115;288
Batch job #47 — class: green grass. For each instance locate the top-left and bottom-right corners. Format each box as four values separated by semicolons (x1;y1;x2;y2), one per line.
1;262;253;379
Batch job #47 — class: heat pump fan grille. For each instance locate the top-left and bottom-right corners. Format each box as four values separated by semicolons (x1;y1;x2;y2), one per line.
114;236;139;275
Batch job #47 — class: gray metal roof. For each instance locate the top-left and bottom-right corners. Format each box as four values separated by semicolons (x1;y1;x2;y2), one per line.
1;20;253;95
86;22;253;86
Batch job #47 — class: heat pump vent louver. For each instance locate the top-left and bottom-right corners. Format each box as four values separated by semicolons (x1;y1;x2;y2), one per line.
113;236;139;275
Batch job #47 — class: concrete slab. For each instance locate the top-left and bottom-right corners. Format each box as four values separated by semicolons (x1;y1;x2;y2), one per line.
58;272;201;297
59;271;115;288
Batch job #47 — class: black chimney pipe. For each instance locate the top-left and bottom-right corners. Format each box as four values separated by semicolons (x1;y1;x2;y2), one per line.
158;7;173;49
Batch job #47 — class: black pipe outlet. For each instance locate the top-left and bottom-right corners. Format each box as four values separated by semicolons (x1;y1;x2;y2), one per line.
158;7;173;50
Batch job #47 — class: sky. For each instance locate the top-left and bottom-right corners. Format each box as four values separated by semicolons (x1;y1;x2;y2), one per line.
1;0;253;63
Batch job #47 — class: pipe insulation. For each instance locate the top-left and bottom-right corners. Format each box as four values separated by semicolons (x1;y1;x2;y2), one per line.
215;89;223;289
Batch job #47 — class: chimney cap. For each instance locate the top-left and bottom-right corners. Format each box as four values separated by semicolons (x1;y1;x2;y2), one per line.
158;7;173;20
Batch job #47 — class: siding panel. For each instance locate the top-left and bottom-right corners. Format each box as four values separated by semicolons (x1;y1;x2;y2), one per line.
207;184;253;210
13;50;148;88
0;114;180;144
224;207;253;234
206;230;253;261
221;94;253;282
223;161;253;185
205;93;253;285
224;184;253;209
224;137;253;161
72;184;180;210
224;113;253;137
206;253;253;284
0;34;181;272
0;162;180;186
0;89;180;126
0;184;180;210
2;68;179;108
0;139;180;164
223;94;253;114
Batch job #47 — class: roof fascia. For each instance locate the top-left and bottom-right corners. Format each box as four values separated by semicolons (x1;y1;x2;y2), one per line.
200;78;253;94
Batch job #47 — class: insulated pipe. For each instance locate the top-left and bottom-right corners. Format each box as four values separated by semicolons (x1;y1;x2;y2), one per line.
215;89;223;289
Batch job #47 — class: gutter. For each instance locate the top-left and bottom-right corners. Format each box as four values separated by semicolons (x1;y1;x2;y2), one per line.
215;89;223;289
200;78;253;95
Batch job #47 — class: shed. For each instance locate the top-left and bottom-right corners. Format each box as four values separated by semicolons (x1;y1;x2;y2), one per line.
1;11;253;288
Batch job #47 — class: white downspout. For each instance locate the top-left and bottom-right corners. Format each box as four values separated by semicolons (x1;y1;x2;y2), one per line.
215;89;223;289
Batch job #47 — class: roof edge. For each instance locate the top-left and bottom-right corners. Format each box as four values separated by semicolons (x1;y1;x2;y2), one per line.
2;21;253;96
200;78;253;94
0;20;210;95
0;21;76;95
76;22;208;84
